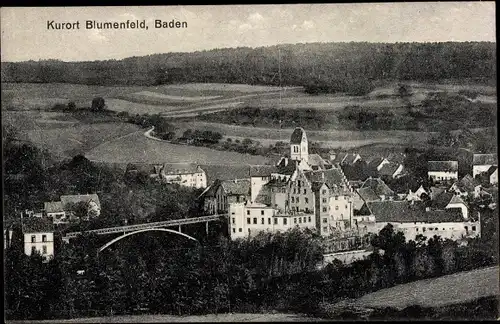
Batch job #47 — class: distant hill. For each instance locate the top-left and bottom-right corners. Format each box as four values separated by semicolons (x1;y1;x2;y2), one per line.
1;42;496;87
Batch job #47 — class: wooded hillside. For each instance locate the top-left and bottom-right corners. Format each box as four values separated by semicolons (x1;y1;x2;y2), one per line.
1;42;496;87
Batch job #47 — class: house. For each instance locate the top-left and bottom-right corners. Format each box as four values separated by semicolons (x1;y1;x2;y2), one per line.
367;156;390;172
359;177;396;201
363;200;480;242
200;178;251;214
330;152;361;166
449;174;482;198
378;162;404;179
60;194;101;221
125;162;207;188
429;191;469;219
22;218;55;261
428;161;459;183
159;163;207;189
405;184;429;202
44;201;67;224
472;153;498;178
485;166;498;185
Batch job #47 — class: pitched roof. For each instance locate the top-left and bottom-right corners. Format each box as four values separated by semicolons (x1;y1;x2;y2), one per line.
367;201;464;223
428;161;458;172
429;191;455;209
201;164;252;184
250;165;279;177
44;201;64;213
473;153;498;166
290;127;306;144
486;165;498;176
304;168;347;190
60;194;101;209
342;153;359;165
357;187;381;202
22;218;54;233
308;154;330;169
354;202;372;216
331;153;348;165
221;179;251;196
161;163;202;175
386;152;406;164
378;162;402;177
276;159;298;175
361;177;395;197
452;174;481;192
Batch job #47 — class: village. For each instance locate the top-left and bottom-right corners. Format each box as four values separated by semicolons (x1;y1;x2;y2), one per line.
5;127;498;265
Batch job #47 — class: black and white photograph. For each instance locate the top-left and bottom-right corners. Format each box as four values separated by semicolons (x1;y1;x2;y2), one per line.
1;3;498;322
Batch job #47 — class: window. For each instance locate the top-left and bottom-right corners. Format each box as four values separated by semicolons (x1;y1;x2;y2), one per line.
323;218;328;223
261;218;265;225
31;246;36;254
231;212;235;215
429;228;433;231
294;218;297;224
42;235;47;242
303;189;306;194
248;229;251;234
291;197;295;203
305;208;309;213
232;218;235;224
283;218;287;225
323;227;328;232
335;206;339;210
303;217;307;223
31;235;36;243
472;226;476;231
232;228;236;233
274;218;278;225
247;210;250;215
322;198;327;203
323;207;327;212
299;217;302;224
253;218;257;224
416;228;419;232
261;210;264;215
239;228;242;232
236;196;240;202
268;218;271;225
293;188;296;194
247;218;251;224
345;205;348;209
322;189;327;195
423;227;426;232
308;216;311;222
305;198;309;203
334;196;338;200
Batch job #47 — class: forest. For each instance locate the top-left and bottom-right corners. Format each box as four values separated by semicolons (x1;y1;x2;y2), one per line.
4;223;498;320
1;42;496;90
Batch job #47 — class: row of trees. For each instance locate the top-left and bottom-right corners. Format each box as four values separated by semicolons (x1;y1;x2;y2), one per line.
4;224;497;320
2;42;496;86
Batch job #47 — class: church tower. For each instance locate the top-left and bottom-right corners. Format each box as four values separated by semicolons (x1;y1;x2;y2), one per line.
290;127;308;163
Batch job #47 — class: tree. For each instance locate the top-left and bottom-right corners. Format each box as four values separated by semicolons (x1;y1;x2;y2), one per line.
91;97;106;111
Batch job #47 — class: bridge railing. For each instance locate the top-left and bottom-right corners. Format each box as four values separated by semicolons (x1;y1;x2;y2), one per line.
63;214;227;239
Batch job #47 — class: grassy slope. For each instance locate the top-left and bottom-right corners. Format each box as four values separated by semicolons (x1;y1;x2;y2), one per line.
353;266;499;310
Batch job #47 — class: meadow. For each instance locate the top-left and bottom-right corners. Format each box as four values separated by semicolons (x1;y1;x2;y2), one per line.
352;266;499;310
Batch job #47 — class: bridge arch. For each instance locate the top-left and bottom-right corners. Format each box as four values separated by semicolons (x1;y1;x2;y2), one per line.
98;228;199;253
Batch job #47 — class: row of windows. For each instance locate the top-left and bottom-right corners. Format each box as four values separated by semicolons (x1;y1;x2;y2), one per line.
246;210;267;216
293;188;307;194
414;225;476;232
243;216;313;226
31;245;48;254
31;235;48;243
291;196;309;203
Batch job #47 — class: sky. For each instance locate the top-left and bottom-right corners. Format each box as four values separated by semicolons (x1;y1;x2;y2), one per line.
1;3;496;62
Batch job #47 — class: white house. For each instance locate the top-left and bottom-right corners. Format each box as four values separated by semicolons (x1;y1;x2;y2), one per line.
378;162;404;179
60;194;101;221
44;201;67;224
472;154;498;178
428;161;459;183
22;218;55;261
159;163;207;189
406;185;429;202
228;202;316;240
449;174;482;198
363;200;480;242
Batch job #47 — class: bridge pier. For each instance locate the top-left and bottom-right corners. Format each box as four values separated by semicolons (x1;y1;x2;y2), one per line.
206;221;209;235
178;225;181;233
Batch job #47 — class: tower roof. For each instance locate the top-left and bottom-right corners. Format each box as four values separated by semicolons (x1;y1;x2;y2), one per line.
290;127;306;144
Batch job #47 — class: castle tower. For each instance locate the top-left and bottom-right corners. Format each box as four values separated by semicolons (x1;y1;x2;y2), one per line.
290;127;308;163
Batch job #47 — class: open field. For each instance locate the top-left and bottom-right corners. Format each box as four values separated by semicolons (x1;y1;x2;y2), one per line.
85;131;272;165
351;266;499;310
175;121;435;149
8;312;325;323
